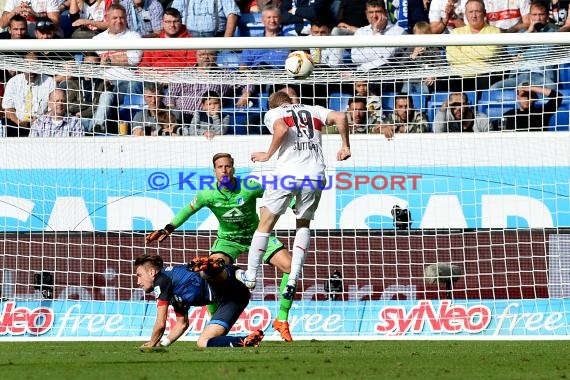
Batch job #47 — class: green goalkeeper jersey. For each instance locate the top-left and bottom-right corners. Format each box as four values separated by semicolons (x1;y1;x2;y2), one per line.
171;178;264;244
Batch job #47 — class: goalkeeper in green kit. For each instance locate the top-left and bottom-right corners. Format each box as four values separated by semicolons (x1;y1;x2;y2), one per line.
146;152;294;342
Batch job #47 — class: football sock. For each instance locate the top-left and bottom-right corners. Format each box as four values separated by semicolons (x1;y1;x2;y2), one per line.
207;303;218;315
278;272;293;321
206;336;243;347
246;231;270;279
289;227;310;282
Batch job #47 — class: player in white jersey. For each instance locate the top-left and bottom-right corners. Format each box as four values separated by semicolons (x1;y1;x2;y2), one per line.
236;91;351;299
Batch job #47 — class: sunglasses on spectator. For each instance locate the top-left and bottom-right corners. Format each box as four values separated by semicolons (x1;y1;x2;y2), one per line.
36;20;54;29
449;102;464;108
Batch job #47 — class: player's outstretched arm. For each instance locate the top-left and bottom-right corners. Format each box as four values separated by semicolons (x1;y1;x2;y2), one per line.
146;200;204;244
327;111;351;161
146;223;175;243
251;119;289;163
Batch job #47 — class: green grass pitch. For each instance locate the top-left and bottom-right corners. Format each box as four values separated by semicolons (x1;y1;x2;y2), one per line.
0;341;569;380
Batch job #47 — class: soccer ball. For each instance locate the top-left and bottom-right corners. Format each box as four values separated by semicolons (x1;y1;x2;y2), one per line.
284;50;314;79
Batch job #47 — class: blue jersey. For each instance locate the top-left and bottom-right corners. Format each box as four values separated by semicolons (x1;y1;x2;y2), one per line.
152;265;212;314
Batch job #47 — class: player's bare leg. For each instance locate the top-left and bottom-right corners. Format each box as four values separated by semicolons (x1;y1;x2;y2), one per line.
284;219;311;300
237;207;280;289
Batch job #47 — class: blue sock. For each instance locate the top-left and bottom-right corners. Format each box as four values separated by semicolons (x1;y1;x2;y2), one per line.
206;336;245;347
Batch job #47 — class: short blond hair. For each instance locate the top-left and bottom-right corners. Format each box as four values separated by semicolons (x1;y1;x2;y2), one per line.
268;91;292;109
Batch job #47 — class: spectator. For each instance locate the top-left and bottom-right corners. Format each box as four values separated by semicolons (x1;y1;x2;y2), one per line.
34;17;71;61
0;15;30;83
279;0;326;35
155;109;180;135
0;13;29;39
354;80;382;123
166;49;251;124
94;4;142;68
131;82;173;136
0;0;60;36
180;91;229;138
29;89;84;137
308;18;343;68
428;0;466;33
371;94;429;138
58;53;112;134
445;0;501;92
552;0;569;28
498;84;561;131
120;0;163;38
350;0;406;72
491;0;558;90
69;0;111;39
485;0;530;32
2;52;56;137
407;0;430;31
170;0;240;37
325;97;378;134
433;91;489;132
333;0;367;35
239;5;292;70
394;21;444;94
138;7;197;69
93;3;143;133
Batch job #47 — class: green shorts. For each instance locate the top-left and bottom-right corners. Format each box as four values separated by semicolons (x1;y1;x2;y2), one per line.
210;236;285;264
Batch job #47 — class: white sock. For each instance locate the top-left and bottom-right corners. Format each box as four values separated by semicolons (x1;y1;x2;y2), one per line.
246;231;270;279
289;227;310;282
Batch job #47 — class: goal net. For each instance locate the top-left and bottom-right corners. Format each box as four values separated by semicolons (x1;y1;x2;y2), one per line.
1;33;569;340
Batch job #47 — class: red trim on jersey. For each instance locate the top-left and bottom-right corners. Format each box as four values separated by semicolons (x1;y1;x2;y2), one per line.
282;116;323;132
486;9;522;22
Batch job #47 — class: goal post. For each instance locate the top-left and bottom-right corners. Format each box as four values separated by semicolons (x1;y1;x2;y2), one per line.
1;33;570;340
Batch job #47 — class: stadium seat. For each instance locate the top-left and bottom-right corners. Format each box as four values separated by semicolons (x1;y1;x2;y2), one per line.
260;92;269;111
559;63;570;89
216;51;240;69
548;105;570;131
223;105;264;135
328;92;351;111
478;89;517;121
118;94;146;121
236;12;264;37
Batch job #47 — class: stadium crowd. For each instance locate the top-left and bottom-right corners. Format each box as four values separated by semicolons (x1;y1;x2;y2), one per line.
0;0;569;137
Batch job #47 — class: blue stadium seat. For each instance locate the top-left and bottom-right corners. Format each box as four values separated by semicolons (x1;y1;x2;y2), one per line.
328;92;351;111
223;106;264;135
478;89;517;121
119;94;146;121
548;105;570;131
236;12;264;37
559;63;570;90
260;92;269;111
216;51;240;69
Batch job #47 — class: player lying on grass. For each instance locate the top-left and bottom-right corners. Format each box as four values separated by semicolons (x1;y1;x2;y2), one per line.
135;253;264;348
146;152;295;342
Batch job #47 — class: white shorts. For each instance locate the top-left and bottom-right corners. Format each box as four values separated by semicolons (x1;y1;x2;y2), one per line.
260;178;324;220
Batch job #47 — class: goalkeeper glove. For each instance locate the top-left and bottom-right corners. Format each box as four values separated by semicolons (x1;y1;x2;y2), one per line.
146;223;175;243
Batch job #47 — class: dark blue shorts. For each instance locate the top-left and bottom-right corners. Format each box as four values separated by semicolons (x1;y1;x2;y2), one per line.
208;266;250;332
